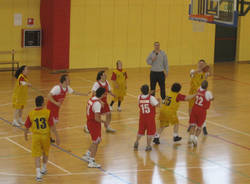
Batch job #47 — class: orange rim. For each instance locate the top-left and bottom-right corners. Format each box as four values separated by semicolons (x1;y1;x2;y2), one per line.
189;14;214;22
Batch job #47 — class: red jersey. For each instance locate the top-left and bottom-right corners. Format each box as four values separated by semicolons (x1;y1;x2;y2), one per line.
97;80;109;102
138;95;156;119
193;88;211;111
47;85;68;111
86;97;99;122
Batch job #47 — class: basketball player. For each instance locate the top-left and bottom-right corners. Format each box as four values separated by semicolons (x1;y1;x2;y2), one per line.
134;84;159;151
47;74;88;142
82;87;106;168
84;71;116;133
153;83;196;144
24;96;60;181
189;80;214;147
187;59;211;135
12;65;32;127
109;60;128;112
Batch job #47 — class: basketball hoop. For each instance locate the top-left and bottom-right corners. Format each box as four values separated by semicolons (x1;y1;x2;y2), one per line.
189;14;214;22
189;14;214;32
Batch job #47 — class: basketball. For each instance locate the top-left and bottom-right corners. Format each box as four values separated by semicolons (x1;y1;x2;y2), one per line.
202;65;210;72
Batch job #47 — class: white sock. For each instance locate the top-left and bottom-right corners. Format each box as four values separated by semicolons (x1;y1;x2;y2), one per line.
203;122;206;127
154;133;160;138
36;168;41;178
173;133;178;137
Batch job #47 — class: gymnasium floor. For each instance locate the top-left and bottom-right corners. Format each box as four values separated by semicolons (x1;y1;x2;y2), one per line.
0;63;250;184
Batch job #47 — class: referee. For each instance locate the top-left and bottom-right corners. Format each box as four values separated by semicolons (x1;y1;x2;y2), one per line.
146;42;168;101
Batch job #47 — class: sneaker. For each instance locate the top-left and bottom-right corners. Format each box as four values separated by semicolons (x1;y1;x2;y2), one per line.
134;142;139;150
187;125;191;132
117;107;122;112
82;154;91;162
109;106;113;111
40;169;47;175
106;127;116;133
88;161;101;168
145;145;152;151
153;137;160;144
50;137;55;143
84;125;89;134
12;120;21;127
173;136;182;142
203;126;208;135
36;177;42;182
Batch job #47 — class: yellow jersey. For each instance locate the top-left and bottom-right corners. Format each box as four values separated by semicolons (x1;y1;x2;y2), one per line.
189;70;206;94
159;91;185;124
12;74;29;108
112;69;127;99
160;91;182;114
25;108;53;135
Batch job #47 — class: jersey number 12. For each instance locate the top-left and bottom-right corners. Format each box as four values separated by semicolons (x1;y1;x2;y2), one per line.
195;96;203;106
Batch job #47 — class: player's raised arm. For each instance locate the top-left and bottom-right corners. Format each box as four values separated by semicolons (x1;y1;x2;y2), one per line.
184;93;197;101
190;68;202;77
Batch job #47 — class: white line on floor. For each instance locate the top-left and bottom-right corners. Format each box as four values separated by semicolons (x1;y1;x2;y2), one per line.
5;137;72;175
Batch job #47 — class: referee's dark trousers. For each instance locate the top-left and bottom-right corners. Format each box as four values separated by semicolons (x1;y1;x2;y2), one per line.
150;71;166;100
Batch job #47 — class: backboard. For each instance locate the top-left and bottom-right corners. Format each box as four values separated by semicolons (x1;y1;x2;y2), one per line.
189;0;238;27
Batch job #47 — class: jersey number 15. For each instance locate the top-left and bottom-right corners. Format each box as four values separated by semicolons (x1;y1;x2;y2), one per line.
140;104;150;114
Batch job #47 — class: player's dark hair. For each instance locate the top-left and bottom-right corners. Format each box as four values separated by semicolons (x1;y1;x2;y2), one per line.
171;83;182;93
60;74;68;84
96;71;105;81
154;41;160;46
116;60;121;69
141;84;149;95
96;87;106;98
15;65;26;79
35;96;44;107
199;59;206;63
201;80;208;89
